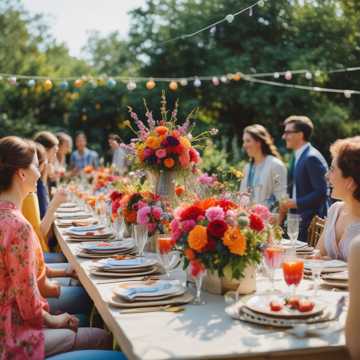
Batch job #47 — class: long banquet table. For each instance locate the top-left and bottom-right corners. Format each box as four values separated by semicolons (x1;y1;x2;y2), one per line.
55;225;350;360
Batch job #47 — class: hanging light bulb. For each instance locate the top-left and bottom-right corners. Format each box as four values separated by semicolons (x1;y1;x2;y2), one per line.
9;76;17;85
146;79;156;90
59;81;69;90
193;78;202;87
258;0;265;7
305;71;313;80
127;80;136;91
44;79;53;91
344;90;353;99
220;75;228;83
74;79;83;88
225;14;234;23
169;81;178;91
315;70;322;78
274;72;280;79
212;77;220;86
284;71;292;81
180;78;188;86
249;7;253;16
28;79;36;87
107;78;116;88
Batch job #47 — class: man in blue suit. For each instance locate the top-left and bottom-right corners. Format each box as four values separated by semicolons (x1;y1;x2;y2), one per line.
280;116;329;242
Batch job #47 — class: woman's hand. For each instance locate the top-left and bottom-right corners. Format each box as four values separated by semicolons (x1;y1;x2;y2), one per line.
51;188;68;209
45;313;79;332
65;264;78;279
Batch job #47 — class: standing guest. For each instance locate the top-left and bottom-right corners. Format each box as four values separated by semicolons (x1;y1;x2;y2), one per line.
70;132;99;172
55;132;73;179
239;124;287;208
0;136;117;359
33;131;61;218
316;137;360;261
280;116;329;242
108;134;128;175
346;234;360;359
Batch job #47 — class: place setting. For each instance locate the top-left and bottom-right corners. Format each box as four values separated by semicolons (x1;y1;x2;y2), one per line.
65;225;115;242
106;279;194;311
56;218;99;228
77;239;137;259
321;271;348;290
55;210;94;220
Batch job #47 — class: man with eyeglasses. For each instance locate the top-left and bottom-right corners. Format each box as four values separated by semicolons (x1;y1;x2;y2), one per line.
280;116;329;242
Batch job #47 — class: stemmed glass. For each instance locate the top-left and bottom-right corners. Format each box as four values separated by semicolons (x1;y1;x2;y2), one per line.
189;261;206;305
262;244;285;293
282;253;304;297
287;214;301;249
156;235;180;278
114;215;126;240
134;224;148;257
307;249;324;297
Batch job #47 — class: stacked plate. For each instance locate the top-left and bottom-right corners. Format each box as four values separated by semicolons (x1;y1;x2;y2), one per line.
56;207;82;214
91;256;162;277
304;259;347;277
226;294;329;328
58;202;78;209
78;240;136;259
280;240;314;256
56;211;93;220
322;271;348;289
56;218;99;228
108;279;193;308
66;226;114;242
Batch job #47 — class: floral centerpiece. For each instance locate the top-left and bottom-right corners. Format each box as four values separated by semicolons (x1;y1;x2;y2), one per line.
171;198;270;294
125;93;215;199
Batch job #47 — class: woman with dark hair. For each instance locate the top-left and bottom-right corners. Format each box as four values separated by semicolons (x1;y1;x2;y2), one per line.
239;124;287;207
317;136;360;261
0;136;124;359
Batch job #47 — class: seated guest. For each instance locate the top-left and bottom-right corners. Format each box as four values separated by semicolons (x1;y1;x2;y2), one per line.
34;131;60;209
280;116;329;242
346;234;360;359
108;134;128;175
0;136;116;359
55;132;73;181
239;124;287;207
317;137;360;261
24;142;67;262
70;132;99;172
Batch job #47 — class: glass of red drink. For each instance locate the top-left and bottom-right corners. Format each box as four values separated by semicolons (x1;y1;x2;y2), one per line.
156;235;179;278
282;258;304;296
263;245;284;293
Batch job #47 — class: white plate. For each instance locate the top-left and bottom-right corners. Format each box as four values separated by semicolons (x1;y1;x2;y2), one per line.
113;280;185;300
245;295;325;319
97;257;158;269
321;279;348;289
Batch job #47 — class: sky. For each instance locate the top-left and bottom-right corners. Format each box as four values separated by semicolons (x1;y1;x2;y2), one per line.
23;0;146;58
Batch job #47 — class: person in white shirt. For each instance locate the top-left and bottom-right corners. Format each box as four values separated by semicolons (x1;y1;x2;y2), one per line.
240;124;287;209
108;134;128;175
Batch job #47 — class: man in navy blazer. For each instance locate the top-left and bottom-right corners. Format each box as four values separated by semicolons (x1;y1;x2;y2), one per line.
280;116;329;242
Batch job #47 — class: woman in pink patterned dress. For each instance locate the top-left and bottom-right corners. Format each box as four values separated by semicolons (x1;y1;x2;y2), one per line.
0;137;115;360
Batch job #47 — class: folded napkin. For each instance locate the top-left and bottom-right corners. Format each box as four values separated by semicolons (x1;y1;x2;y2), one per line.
101;258;145;267
120;283;173;300
68;225;102;233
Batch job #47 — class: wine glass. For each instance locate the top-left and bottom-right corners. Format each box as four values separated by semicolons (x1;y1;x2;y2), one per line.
262;244;285;293
156;235;180;278
134;224;148;257
307;249;324;297
287;214;301;249
282;254;304;297
189;261;206;305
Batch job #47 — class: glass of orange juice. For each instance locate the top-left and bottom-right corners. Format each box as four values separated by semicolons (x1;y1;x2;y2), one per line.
282;256;304;296
156;235;179;278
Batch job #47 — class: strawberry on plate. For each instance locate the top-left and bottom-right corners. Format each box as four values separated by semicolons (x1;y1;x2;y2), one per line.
298;299;315;312
285;296;300;310
270;300;283;312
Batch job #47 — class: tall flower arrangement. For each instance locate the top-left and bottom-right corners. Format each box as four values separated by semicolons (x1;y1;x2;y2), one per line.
126;93;214;174
171;198;269;279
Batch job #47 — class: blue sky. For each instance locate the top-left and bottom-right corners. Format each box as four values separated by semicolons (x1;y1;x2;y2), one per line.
23;0;146;58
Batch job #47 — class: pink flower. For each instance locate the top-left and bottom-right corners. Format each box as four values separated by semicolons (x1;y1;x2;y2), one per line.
170;219;182;241
143;148;154;158
225;209;237;226
251;204;271;222
174;206;186;220
205;206;225;222
147;223;157;234
181;219;196;233
155;148;167;159
198;173;217;186
137;206;151;224
151;206;163;221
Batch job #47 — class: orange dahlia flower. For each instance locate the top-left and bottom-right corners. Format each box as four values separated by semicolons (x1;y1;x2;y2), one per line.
155;126;169;136
145;136;161;149
223;226;247;256
163;158;175;168
188;225;208;252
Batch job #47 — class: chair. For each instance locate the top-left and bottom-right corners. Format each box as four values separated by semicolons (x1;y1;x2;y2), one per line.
307;215;326;248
